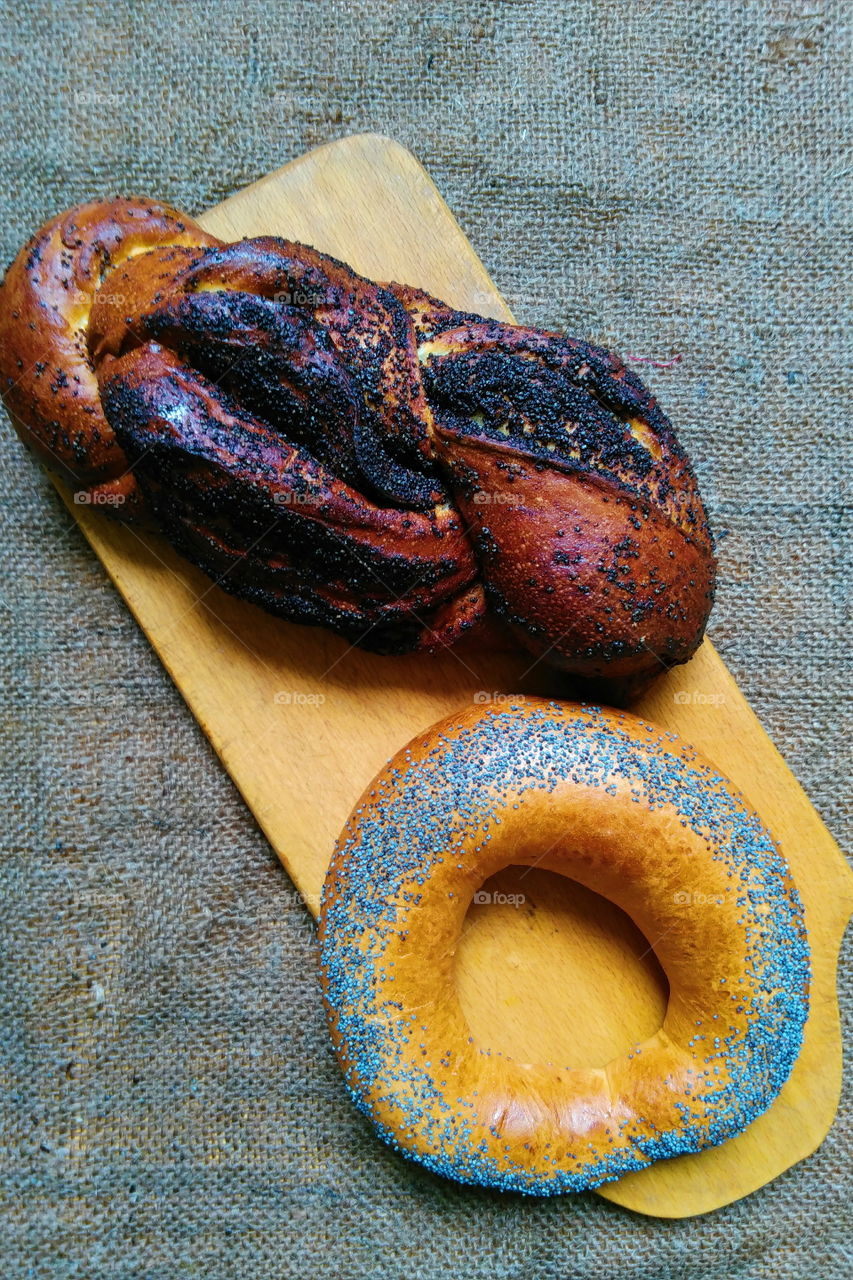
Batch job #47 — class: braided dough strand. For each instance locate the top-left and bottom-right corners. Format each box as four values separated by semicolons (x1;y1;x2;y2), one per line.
0;199;716;682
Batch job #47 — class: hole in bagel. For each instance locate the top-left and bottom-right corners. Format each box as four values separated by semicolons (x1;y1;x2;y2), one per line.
453;866;669;1069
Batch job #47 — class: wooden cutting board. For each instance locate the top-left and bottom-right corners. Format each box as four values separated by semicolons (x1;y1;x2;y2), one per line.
49;134;851;1217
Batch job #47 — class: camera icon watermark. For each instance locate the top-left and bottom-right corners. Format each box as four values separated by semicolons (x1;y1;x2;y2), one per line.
273;690;326;706
673;690;726;707
273;491;324;507
273;287;334;308
73;86;124;109
279;888;321;913
473;890;525;907
673;890;723;907
472;490;516;505
73;491;126;507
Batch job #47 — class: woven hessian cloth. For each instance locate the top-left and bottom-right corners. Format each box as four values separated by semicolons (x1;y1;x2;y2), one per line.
1;2;850;1276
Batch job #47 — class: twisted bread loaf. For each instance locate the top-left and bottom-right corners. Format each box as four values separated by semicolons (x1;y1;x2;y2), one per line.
0;198;716;688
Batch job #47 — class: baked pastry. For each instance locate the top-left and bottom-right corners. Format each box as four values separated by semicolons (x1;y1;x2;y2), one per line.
0;198;716;689
319;698;809;1193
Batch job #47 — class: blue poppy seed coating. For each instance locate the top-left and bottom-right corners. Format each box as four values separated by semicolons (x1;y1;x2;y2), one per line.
319;700;809;1195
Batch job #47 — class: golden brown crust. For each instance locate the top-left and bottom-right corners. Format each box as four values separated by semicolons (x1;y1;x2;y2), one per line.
0;199;219;511
0;198;716;679
319;698;809;1194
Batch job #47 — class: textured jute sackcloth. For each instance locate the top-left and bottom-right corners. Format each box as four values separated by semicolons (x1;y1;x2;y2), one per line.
0;2;850;1277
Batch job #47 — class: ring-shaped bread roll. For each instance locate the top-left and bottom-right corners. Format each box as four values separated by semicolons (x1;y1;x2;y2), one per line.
319;698;809;1193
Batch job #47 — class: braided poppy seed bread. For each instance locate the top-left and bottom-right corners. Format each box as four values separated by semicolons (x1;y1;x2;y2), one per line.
0;198;716;688
0;199;219;518
319;698;809;1194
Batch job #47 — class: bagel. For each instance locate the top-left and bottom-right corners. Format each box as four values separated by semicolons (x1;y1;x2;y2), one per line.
319;698;809;1194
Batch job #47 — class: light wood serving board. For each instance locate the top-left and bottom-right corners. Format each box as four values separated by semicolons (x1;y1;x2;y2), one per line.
48;134;851;1217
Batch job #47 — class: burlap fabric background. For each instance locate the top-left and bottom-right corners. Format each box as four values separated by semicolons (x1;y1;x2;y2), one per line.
1;2;850;1276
